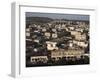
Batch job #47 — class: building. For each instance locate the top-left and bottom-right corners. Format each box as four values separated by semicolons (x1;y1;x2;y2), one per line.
31;56;48;63
68;26;75;30
73;40;88;48
70;31;81;36
46;41;58;50
75;34;86;41
52;29;56;32
26;28;31;37
51;49;84;59
26;32;30;37
44;32;51;37
34;39;39;43
75;28;84;32
42;28;47;32
61;24;66;28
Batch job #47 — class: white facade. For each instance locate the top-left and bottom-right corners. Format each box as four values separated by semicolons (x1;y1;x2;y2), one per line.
34;39;39;43
46;41;58;50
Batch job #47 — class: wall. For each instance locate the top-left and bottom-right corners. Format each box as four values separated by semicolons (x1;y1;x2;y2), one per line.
0;0;100;80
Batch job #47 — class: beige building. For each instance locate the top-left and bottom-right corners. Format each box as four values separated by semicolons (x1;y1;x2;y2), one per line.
51;49;84;59
73;40;88;48
75;34;86;41
70;30;86;41
70;31;81;36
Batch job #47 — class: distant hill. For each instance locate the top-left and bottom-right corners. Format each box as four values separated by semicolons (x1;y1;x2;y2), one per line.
26;17;89;27
26;17;54;25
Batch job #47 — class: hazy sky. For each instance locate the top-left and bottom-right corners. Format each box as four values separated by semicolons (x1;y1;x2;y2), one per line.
26;12;89;21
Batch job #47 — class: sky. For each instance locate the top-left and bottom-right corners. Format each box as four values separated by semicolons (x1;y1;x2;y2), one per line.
26;12;89;21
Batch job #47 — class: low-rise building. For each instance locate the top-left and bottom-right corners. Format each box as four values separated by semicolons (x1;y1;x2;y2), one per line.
26;28;31;37
31;56;48;63
68;26;75;30
44;32;51;37
26;32;30;37
75;34;86;41
73;40;88;48
34;39;39;43
75;28;83;32
70;31;81;36
46;41;58;50
51;49;84;59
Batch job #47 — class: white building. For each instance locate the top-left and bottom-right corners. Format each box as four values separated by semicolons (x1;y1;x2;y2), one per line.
46;41;58;50
44;32;51;37
68;26;75;30
62;24;66;28
34;39;39;43
26;28;30;37
75;28;83;32
65;27;69;31
52;29;56;32
26;33;30;37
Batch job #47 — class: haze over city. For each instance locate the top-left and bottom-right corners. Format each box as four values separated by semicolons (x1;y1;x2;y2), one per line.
26;12;89;21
